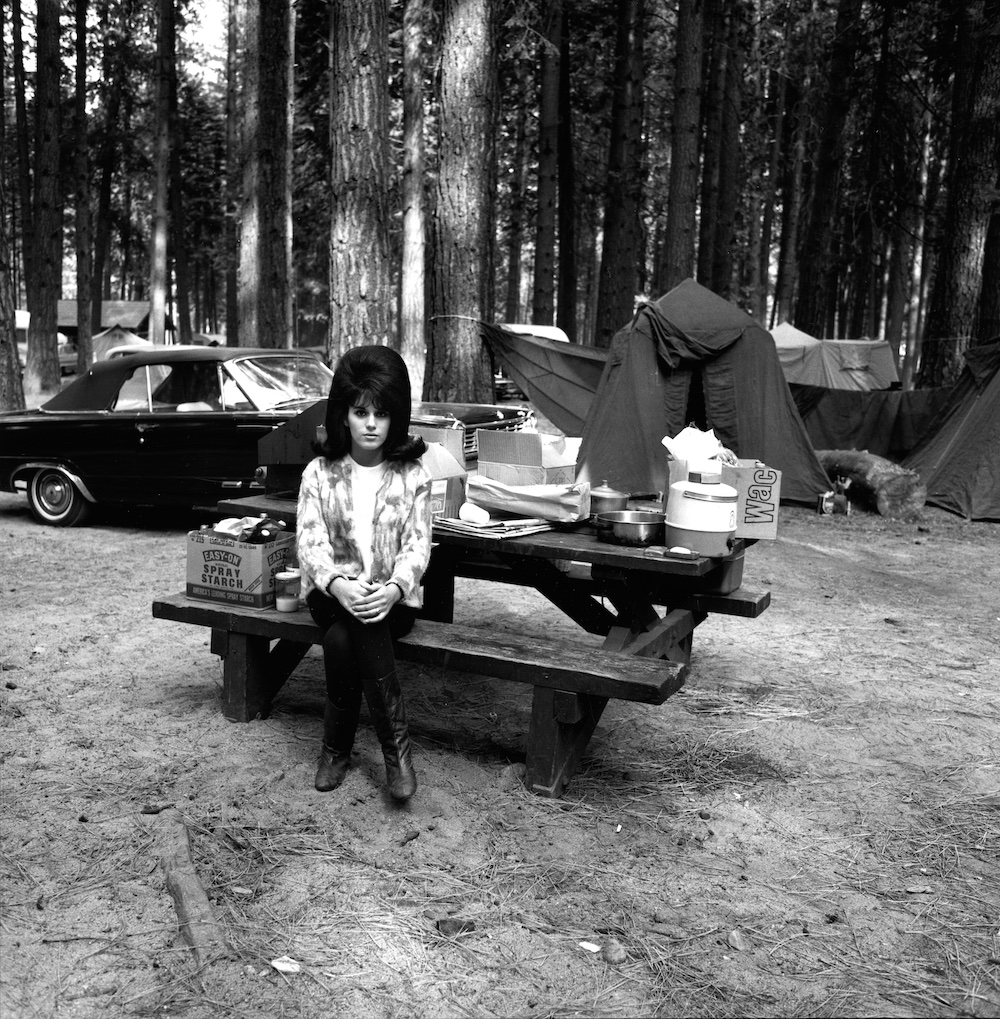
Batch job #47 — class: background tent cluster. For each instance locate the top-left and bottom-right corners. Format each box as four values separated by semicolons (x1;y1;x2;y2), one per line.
771;321;899;391
902;342;1000;521
576;279;831;505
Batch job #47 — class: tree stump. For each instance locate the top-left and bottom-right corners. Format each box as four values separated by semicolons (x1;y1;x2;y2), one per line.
816;449;926;518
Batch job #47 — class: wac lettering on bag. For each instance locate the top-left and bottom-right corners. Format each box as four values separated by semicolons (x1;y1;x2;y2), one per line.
743;468;779;524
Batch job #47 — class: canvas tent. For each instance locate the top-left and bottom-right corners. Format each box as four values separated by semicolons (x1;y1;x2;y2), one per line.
577;279;831;505
771;321;899;391
790;384;951;461
92;325;150;361
902;342;1000;521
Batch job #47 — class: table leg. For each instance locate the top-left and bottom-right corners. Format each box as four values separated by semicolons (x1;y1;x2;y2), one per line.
422;547;457;622
211;629;309;722
524;688;609;797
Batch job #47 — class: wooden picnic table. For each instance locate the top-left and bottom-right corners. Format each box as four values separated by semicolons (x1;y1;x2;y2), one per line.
152;493;770;796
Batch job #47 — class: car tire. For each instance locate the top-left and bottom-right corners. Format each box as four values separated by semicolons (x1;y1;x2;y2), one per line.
27;468;91;527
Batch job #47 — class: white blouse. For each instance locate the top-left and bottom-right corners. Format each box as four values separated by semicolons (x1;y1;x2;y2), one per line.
351;459;387;580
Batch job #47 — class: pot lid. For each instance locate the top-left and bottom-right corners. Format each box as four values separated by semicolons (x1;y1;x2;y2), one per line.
592;479;629;499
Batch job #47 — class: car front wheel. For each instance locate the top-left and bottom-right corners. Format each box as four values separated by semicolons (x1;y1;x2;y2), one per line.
28;468;91;526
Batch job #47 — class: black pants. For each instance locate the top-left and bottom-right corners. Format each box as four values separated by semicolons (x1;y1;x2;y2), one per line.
306;588;416;707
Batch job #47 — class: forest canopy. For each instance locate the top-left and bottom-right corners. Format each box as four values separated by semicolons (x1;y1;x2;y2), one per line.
2;0;998;411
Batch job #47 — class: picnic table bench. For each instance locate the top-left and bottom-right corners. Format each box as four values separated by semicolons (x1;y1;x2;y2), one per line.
152;495;770;797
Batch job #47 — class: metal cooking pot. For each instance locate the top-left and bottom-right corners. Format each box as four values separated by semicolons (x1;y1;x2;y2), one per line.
596;510;666;547
590;480;630;521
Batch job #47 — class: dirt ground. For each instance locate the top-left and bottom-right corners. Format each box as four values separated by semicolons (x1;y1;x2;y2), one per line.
1;487;998;1019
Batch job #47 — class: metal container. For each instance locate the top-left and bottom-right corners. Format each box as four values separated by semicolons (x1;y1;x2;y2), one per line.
596;510;666;547
590;480;630;521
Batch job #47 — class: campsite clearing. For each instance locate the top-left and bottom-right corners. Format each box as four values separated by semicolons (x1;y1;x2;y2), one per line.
0;492;997;1018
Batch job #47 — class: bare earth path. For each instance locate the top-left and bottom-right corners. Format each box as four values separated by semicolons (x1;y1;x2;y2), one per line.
1;492;998;1018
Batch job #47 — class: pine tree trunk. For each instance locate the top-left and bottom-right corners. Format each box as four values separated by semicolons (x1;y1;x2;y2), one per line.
225;0;240;345
0;29;26;412
556;13;577;342
169;24;193;346
503;63;528;325
73;0;93;371
91;0;126;331
427;0;496;403
13;0;34;306
711;4;743;299
532;1;560;328
400;0;427;395
23;0;62;405
149;0;172;346
661;0;703;293
918;0;1000;383
696;0;724;286
794;0;863;337
239;0;292;350
328;0;393;360
593;0;644;349
757;58;785;323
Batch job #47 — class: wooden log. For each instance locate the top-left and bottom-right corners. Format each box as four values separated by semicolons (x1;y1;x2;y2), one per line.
154;807;231;967
816;449;927;518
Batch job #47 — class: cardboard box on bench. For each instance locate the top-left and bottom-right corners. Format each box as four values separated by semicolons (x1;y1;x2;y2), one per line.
186;530;295;609
668;459;782;540
419;439;468;519
477;431;581;486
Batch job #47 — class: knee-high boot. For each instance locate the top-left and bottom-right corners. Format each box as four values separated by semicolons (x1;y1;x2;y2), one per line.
362;670;417;801
315;694;361;792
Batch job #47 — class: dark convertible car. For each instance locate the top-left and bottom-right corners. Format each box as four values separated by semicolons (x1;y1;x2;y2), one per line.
0;346;531;526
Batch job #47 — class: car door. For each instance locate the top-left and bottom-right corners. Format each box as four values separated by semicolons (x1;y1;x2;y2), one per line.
132;361;275;508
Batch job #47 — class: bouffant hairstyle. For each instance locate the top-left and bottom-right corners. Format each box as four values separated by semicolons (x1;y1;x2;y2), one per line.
317;344;426;462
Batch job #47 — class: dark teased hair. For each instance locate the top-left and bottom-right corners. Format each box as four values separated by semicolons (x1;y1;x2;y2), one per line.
317;344;426;462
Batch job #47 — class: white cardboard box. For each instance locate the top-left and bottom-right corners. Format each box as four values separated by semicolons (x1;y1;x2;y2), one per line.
420;441;467;519
668;459;781;540
476;431;581;486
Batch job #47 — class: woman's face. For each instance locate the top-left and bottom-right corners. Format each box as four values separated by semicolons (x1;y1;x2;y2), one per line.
346;400;391;462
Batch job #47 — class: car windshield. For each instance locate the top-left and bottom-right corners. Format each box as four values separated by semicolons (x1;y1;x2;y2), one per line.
222;356;332;411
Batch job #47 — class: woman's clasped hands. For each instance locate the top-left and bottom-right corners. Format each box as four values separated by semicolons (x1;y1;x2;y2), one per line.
329;576;401;624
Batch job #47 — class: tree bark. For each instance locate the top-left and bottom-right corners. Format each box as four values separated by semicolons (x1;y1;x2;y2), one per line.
660;0;703;293
710;3;743;299
13;0;34;304
400;0;427;395
918;0;1000;383
593;0;645;349
241;0;293;350
816;449;926;519
328;0;393;360
532;0;560;328
169;15;193;347
427;0;496;402
556;10;577;343
23;0;62;405
0;7;26;411
794;0;863;337
696;0;724;287
225;0;240;346
503;62;529;325
91;0;126;329
149;0;172;346
74;0;94;371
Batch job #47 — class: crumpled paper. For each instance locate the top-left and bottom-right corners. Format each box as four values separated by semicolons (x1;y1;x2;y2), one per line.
661;426;738;468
